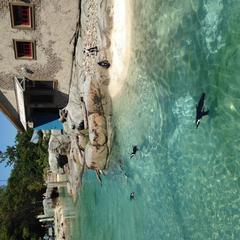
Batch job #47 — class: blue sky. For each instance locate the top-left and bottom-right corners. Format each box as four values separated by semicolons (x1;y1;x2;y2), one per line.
0;112;17;185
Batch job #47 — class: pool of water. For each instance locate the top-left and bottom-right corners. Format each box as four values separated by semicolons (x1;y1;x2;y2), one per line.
72;1;240;239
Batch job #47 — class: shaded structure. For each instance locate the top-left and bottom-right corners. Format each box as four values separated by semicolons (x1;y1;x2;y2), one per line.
0;0;79;131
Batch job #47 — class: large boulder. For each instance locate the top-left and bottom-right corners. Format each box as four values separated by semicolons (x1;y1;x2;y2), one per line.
48;132;71;154
69;136;85;166
85;81;103;114
89;127;107;146
77;133;88;148
84;143;108;170
70;146;84;166
88;113;107;146
88;113;106;129
48;151;59;174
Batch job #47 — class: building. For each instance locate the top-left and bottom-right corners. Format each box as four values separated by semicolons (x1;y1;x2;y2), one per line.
0;0;79;131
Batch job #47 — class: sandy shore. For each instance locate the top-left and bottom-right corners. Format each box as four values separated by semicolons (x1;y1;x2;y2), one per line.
109;0;132;98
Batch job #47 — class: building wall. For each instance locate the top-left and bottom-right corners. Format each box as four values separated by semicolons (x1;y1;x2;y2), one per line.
0;0;79;129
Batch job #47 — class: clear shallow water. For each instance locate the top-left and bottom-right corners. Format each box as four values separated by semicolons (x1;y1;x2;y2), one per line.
71;1;240;239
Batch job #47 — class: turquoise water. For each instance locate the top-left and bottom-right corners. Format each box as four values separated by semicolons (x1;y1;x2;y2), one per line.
72;1;240;239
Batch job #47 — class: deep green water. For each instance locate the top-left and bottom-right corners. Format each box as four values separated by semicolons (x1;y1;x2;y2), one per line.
71;1;240;239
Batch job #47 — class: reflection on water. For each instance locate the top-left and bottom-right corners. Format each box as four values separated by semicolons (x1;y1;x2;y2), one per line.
71;1;240;239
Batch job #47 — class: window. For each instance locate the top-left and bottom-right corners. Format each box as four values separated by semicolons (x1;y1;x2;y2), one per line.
10;3;34;29
13;40;36;60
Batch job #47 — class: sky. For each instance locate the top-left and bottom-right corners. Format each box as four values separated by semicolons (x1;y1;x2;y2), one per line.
0;112;17;185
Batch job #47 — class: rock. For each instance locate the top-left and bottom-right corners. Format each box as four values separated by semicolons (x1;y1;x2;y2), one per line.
70;147;84;165
78;134;88;149
85;81;103;114
88;113;107;146
84;143;108;170
48;151;59;174
48;132;71;154
89;127;107;146
88;113;106;129
69;136;85;166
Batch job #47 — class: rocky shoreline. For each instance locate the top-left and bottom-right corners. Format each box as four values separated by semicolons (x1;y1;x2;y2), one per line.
45;0;114;238
49;0;113;198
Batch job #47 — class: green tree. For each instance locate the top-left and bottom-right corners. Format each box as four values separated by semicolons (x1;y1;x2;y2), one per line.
0;146;16;166
0;129;49;239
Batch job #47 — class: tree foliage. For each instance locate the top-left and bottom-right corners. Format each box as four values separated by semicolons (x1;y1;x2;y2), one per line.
0;146;17;166
0;129;49;240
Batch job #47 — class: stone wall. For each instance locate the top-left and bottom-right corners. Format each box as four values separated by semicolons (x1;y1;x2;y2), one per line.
0;0;79;128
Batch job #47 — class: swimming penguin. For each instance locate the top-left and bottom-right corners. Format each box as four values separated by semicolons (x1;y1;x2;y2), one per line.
130;145;139;159
130;192;135;200
195;93;209;128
